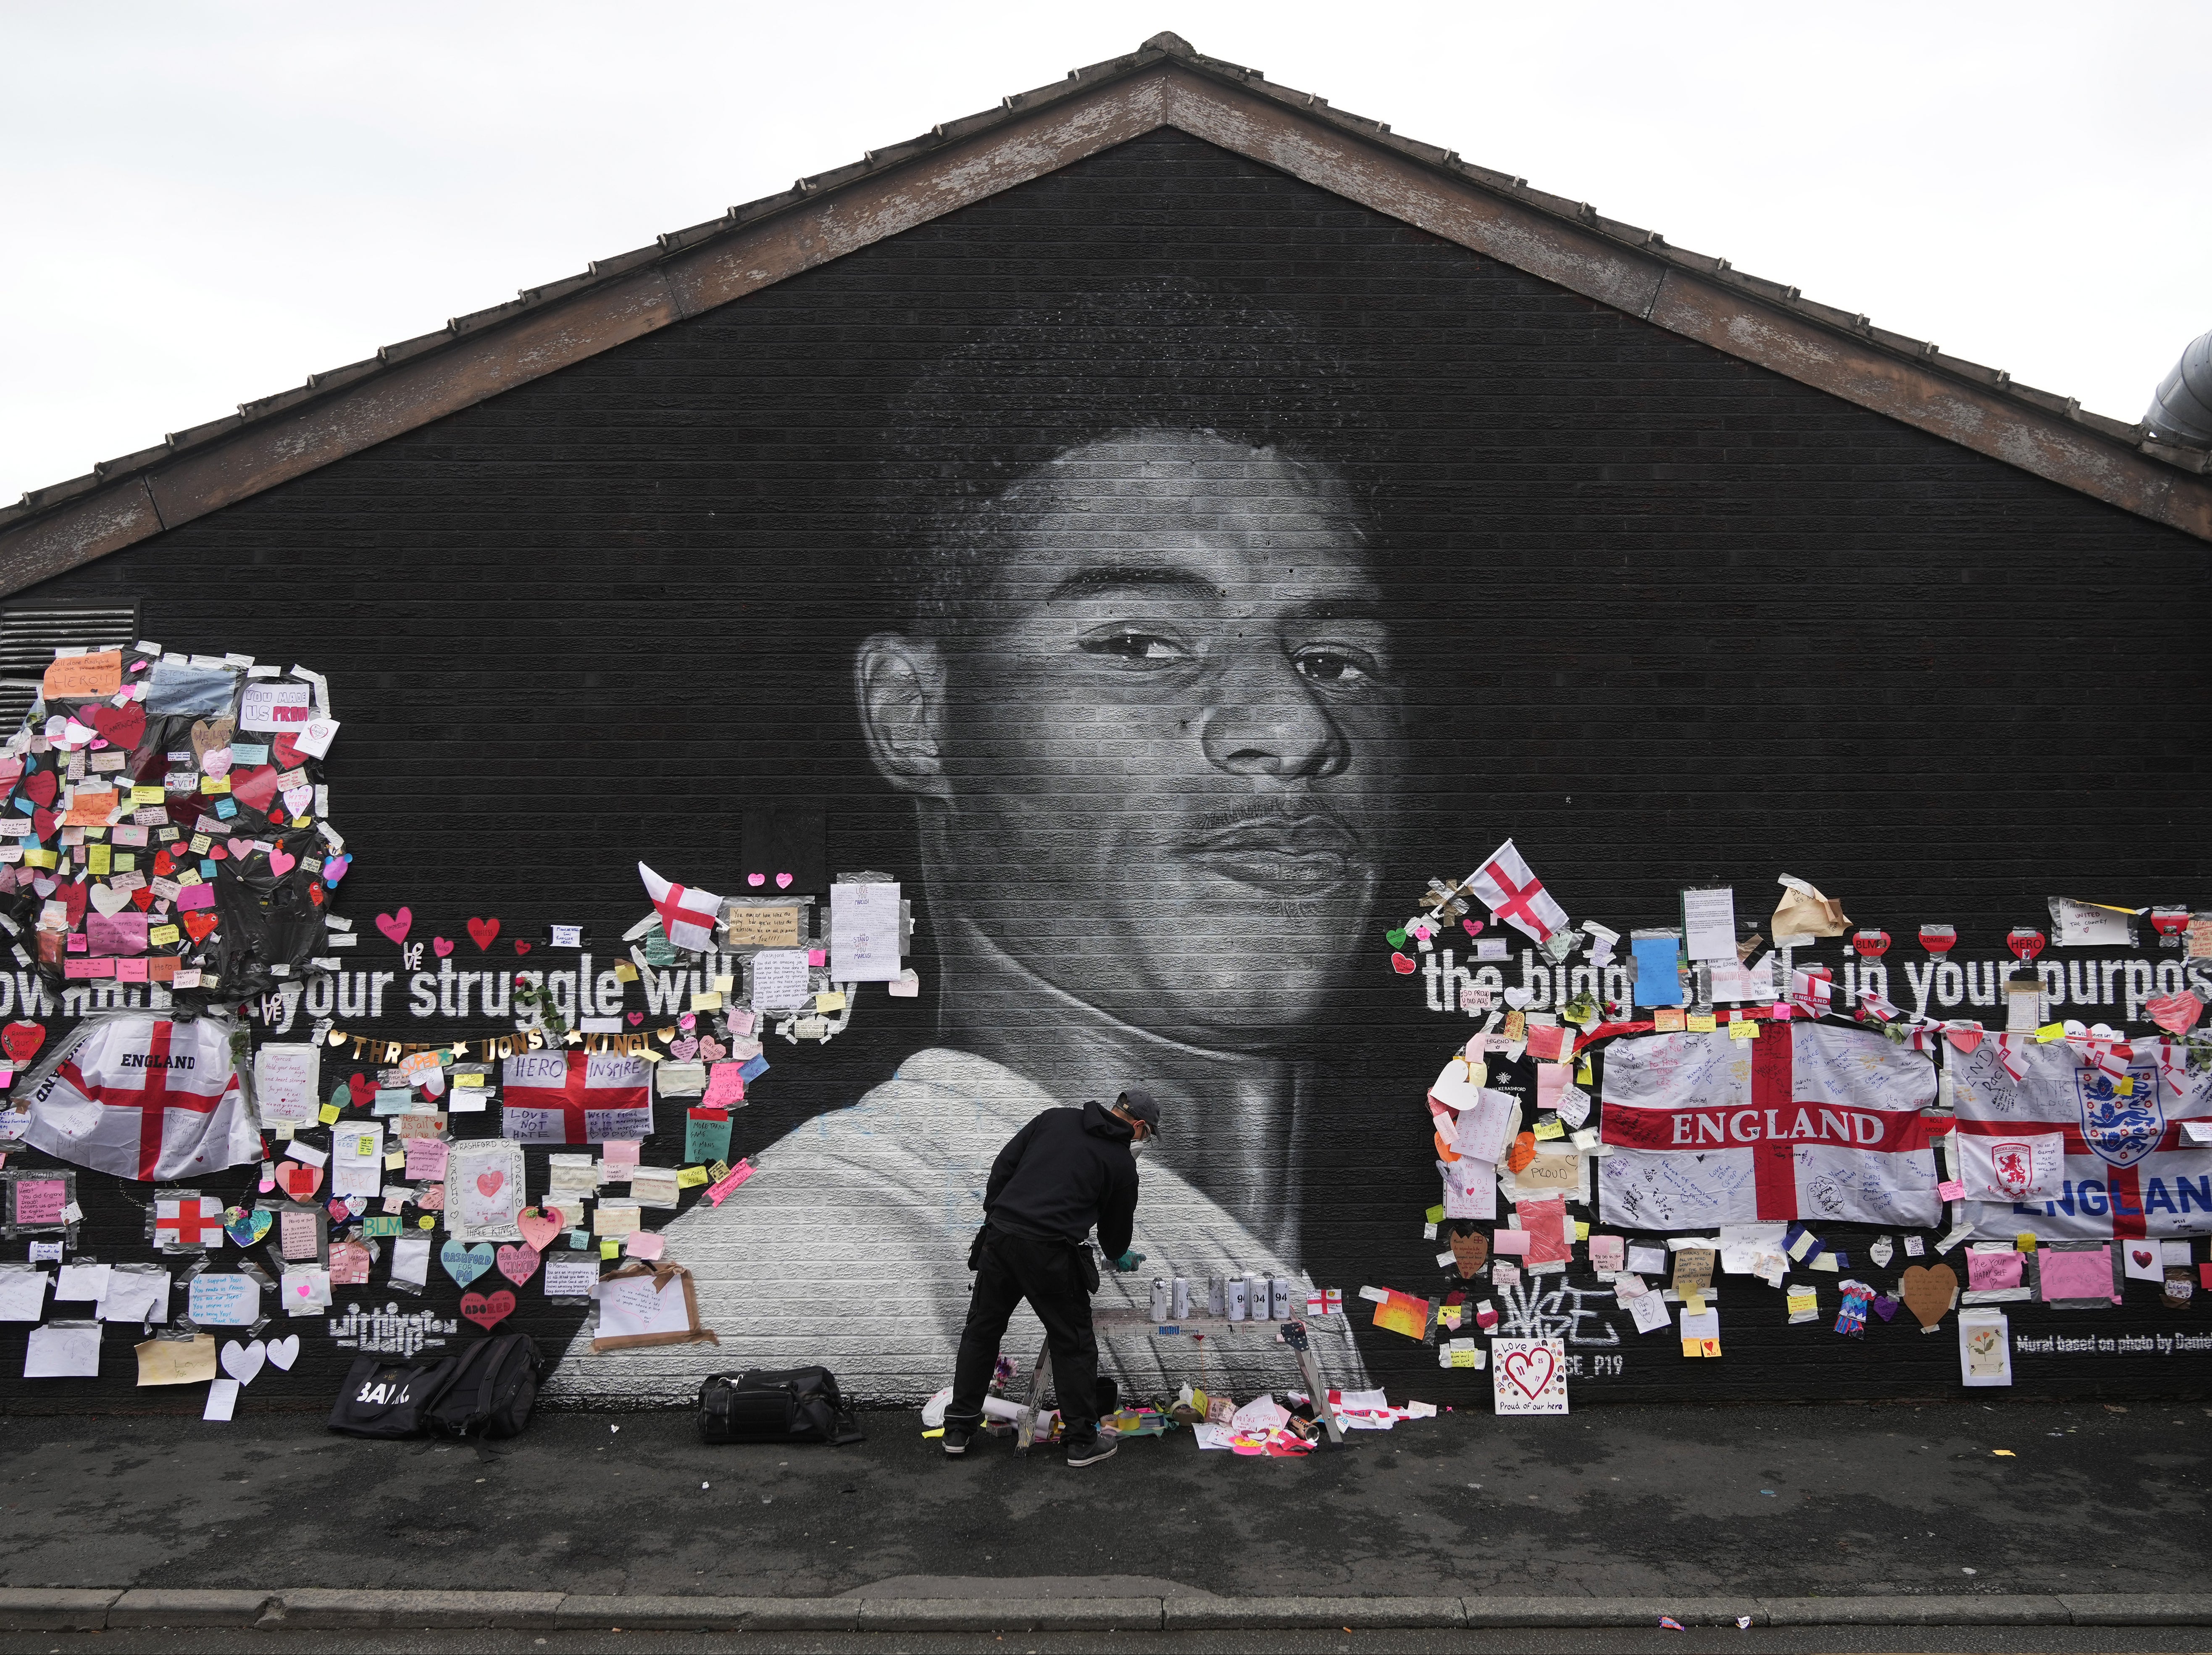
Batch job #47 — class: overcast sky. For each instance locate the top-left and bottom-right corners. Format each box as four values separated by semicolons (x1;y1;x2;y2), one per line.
3;2;2205;507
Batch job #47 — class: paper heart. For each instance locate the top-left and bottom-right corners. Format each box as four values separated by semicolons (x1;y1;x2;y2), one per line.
0;1021;43;1063
201;746;233;777
30;807;55;844
327;1030;347;1046
267;847;297;878
776;872;794;889
20;769;55;808
324;853;352;885
375;908;413;945
152;849;175;877
87;701;145;750
325;1199;351;1223
747;873;765;887
266;1334;300;1371
1386;926;1408;948
697;1036;727;1061
224;1207;273;1246
441;1239;495;1287
496;1243;541;1286
281;784;313;816
205;839;228;862
1898;1263;1957;1330
2133;1248;2155;1269
272;730;305;768
668;1037;699;1062
1462;918;1483;937
416;1183;445;1212
626;1012;644;1027
1390;952;1416;975
1500;1344;1557;1401
459;1288;517;1331
1945;1023;1985;1054
679;1013;697;1031
1852;930;1891;958
1505;987;1533;1010
2148;992;2205;1036
1409;924;1433;942
475;1169;506;1199
131;888;153;911
1869;1236;1894;1268
58;880;86;927
230;766;279;813
517;1208;565;1251
89;883;130;916
466;917;500;950
189;716;234;761
278;1163;321;1200
347;1072;375;1107
182;911;218;943
30;876;54;898
2007;929;2047;963
432;936;455;958
307;883;324;906
220;1339;266;1385
513;939;531;955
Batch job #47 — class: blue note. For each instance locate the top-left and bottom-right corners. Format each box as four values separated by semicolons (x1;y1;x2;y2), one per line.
1632;936;1685;1007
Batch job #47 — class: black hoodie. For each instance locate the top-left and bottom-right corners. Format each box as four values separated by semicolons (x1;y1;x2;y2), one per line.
982;1100;1140;1258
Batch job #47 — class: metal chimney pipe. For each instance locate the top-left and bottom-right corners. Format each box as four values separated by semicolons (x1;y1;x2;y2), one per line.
2144;329;2212;446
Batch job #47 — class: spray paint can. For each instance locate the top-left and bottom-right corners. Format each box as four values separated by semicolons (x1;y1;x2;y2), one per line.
1208;1275;1226;1316
1246;1272;1268;1319
1170;1276;1190;1320
1149;1277;1169;1320
1226;1276;1247;1320
1270;1276;1292;1320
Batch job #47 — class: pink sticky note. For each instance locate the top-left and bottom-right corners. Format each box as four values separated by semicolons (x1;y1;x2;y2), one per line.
112;956;150;982
602;1140;641;1172
176;883;216;912
1967;1251;2023;1292
702;1064;745;1108
87;911;148;956
1937;1179;1965;1202
2038;1246;2115;1302
706;1160;755;1207
1491;1229;1533;1258
806;949;826;968
623;1231;665;1260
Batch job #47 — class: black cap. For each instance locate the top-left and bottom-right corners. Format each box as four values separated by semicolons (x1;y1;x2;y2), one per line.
1116;1088;1163;1137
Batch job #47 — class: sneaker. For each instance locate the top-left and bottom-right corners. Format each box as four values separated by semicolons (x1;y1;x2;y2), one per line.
1064;1435;1118;1467
942;1424;976;1457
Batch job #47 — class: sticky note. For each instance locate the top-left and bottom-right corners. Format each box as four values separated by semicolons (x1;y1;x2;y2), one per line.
1686;1012;1717;1034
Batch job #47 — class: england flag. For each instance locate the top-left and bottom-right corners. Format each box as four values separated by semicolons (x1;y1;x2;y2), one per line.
1467;839;1569;945
1597;1024;1939;1230
1953;1035;2212;1240
23;1014;256;1181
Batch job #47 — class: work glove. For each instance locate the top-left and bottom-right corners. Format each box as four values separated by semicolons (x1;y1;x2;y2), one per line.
1112;1250;1145;1273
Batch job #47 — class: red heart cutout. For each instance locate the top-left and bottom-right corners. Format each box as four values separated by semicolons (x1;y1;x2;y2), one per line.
58;881;86;927
1852;930;1891;958
2148;992;2205;1036
432;937;455;958
460;1289;517;1331
278;1162;321;1200
21;770;55;807
31;808;55;844
476;1169;505;1198
513;939;531;955
87;702;145;750
2007;929;2047;963
130;888;152;911
347;1073;375;1107
496;1244;540;1286
271;731;305;769
467;917;501;950
205;840;228;862
1;1021;44;1063
181;912;218;943
229;764;280;813
152;849;175;877
1391;952;1417;975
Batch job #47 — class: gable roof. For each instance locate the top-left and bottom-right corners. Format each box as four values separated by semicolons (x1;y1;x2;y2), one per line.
5;29;2208;592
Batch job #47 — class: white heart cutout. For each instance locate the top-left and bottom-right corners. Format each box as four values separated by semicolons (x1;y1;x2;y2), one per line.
1869;1237;1894;1268
265;1334;300;1371
1504;987;1533;1010
220;1338;267;1385
89;883;130;916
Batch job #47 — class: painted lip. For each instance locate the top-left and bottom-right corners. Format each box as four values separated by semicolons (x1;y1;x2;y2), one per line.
1181;816;1365;898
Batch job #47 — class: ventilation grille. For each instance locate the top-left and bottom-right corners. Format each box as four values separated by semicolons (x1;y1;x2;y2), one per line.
0;603;142;735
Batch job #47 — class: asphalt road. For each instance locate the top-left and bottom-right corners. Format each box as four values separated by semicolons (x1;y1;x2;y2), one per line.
0;1400;2202;1602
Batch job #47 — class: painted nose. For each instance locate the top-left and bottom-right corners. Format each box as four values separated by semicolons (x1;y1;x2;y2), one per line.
1197;646;1347;781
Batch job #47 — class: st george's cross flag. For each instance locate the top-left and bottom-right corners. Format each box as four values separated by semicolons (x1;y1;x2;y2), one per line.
22;1015;255;1181
637;861;721;953
1467;839;1569;945
1597;1023;1940;1230
1952;1034;2212;1241
500;1048;653;1144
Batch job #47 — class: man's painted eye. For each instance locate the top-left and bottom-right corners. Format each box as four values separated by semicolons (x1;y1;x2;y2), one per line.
1293;647;1379;684
1078;630;1187;663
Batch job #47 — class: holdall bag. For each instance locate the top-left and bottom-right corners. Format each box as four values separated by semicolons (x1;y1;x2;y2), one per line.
698;1366;865;1445
329;1352;460;1439
423;1334;541;1440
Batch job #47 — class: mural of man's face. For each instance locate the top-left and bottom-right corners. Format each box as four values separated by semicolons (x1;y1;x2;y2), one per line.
859;430;1407;1052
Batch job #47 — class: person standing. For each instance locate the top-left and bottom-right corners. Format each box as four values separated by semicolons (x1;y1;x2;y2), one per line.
942;1089;1161;1466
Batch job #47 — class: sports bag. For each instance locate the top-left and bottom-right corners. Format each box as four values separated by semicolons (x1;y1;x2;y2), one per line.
423;1334;541;1440
698;1366;864;1445
329;1353;460;1439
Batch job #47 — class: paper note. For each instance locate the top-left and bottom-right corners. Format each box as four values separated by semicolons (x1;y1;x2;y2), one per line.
1367;1288;1432;1341
596;1271;693;1340
543;1259;598;1295
55;1263;112;1302
2049;897;2135;948
2038;1247;2115;1301
829;881;902;981
1632;935;1684;1006
1626;1290;1670;1333
1681;888;1739;962
1491;1337;1569;1414
186;1273;260;1326
1967;1250;2025;1292
101;1270;168;1325
24;1321;101;1378
723;905;801;948
135;1332;217;1386
252;1044;321;1126
42;652;123;699
750;949;810;1010
403;1139;449;1181
203;1376;239;1421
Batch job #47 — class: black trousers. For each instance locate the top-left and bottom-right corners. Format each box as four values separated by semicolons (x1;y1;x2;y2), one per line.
948;1229;1101;1439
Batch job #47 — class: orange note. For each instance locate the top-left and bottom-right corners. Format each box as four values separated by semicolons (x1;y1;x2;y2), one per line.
40;652;121;700
60;789;120;826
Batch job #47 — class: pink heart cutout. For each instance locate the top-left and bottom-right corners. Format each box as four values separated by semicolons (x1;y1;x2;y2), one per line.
668;1037;699;1062
775;872;794;889
517;1208;564;1251
698;1037;727;1061
496;1243;541;1286
747;873;765;887
1462;919;1483;937
432;936;455;958
475;1169;505;1198
1945;1025;1984;1053
227;837;254;861
267;847;297;877
626;1012;644;1028
2148;992;2204;1036
376;908;413;945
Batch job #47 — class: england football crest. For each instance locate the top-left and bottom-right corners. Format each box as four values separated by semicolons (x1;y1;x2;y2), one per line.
2075;1065;2163;1168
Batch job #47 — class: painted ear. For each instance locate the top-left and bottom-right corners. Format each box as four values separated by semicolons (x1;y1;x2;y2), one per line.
854;632;951;800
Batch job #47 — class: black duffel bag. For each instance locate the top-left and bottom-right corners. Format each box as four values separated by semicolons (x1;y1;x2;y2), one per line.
699;1366;864;1445
330;1335;540;1441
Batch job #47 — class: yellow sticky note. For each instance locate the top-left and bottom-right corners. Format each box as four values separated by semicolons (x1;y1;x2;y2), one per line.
1786;1286;1817;1316
1531;1116;1565;1140
2035;1023;2066;1043
199;775;231;796
1685;1289;1705;1316
1698;1338;1722;1358
815;991;847;1013
1729;1018;1759;1041
318;1102;341;1125
88;845;110;876
1573;1220;1591;1242
455;1073;485;1087
676;1165;709;1188
384;1150;405;1168
148;924;179;946
714;975;734;993
2115;1077;2134;1097
613;960;639;982
1681;1338;1702;1358
2015;1232;2038;1252
599;1238;619;1259
21;848;55;869
130;784;163;806
690;991;723;1012
1576;1058;1594;1084
1686;1012;1718;1034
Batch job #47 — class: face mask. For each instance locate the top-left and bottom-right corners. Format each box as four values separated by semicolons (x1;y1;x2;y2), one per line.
1128;1136;1150;1161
